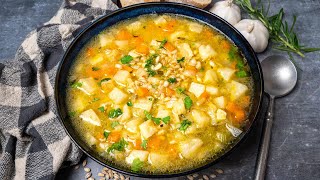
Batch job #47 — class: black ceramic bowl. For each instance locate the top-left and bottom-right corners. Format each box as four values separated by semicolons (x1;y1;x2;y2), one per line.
55;2;263;178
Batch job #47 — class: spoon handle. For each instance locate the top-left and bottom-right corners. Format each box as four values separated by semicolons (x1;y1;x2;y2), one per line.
254;96;275;180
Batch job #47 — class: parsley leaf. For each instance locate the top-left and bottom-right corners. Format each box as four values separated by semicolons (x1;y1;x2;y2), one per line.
107;138;128;153
111;121;120;129
145;54;158;76
236;70;248;77
120;55;133;64
177;57;185;63
98;106;105;112
131;158;143;172
92;67;100;71
159;39;167;48
144;110;161;125
184;96;193;110
167;78;177;84
146;68;156;76
176;87;186;94
179;119;192;132
141;139;147;150
162;116;170;124
92;97;100;102
103;131;110;139
108;108;123;118
70;82;82;88
127;101;133;107
99;78;111;86
144;110;152;120
68;111;76;117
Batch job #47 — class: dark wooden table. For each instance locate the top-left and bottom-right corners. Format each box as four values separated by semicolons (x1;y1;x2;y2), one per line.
1;0;320;179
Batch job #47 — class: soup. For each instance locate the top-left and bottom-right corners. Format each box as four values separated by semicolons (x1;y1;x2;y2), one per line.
66;14;253;173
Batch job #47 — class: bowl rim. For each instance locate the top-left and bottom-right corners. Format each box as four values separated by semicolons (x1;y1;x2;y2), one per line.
55;2;264;178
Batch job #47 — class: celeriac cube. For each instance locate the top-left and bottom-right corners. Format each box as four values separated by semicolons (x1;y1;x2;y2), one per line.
128;50;141;58
133;98;153;111
99;35;113;47
177;43;193;59
156;108;170;118
80;109;101;126
115;40;128;50
126;150;149;164
230;80;249;100
191;109;210;128
113;70;131;85
179;138;203;159
188;22;203;33
172;99;186;115
169;31;186;41
85;133;97;146
126;21;142;32
189;82;205;98
70;96;86;112
108;87;128;104
206;85;219;95
217;67;235;81
199;45;216;60
203;69;218;84
153;16;167;25
78;77;98;95
148;153;169;165
216;109;227;120
89;54;104;65
120;104;132;122
139;120;158;139
213;96;226;109
125;118;143;133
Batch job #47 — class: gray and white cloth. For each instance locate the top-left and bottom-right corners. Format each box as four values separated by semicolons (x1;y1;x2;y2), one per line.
0;0;118;179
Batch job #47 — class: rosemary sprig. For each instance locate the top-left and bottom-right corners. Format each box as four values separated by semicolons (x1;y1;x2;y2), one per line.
235;0;320;57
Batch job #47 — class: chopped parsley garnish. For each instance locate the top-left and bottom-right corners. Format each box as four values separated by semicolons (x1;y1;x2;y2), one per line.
152;117;161;125
70;82;82;88
162;116;170;124
146;68;156;76
98;106;105;112
103;131;110;139
159;39;167;48
68;111;76;117
120;55;133;64
144;110;152;120
127;101;133;107
167;78;177;84
131;158;143;172
99;78;111;86
179;119;192;132
236;70;248;77
107;138;128;153
92;97;100;102
145;54;158;76
92;67;100;71
184;96;193;110
177;57;185;63
200;67;205;72
229;46;248;78
176;87;186;94
111;121;120;129
108;108;123;118
141;139;148;150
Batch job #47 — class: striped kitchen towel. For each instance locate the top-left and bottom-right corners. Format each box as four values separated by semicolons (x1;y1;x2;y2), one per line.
0;0;118;179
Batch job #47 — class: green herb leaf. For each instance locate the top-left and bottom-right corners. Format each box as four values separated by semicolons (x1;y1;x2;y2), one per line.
178;119;192;132
167;78;177;84
103;131;110;139
92;67;100;71
127;101;133;107
162;116;170;124
159;39;167;48
111;121;120;129
108;108;123;118
141;139;148;150
145;54;158;76
236;70;248;78
177;57;185;63
146;68;156;76
152;117;161;125
99;78;111;86
131;158;143;172
92;97;100;102
98;106;105;112
120;55;133;64
184;96;193;110
68;111;76;117
176;87;186;94
107;138;128;153
70;82;82;88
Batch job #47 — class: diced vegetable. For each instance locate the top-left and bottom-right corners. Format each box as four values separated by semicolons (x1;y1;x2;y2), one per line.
126;150;149;165
89;54;104;65
179;138;203;159
136;44;149;55
85;133;97;146
173;99;186;115
188;82;205;98
153;16;167;25
99;35;113;47
113;70;131;85
164;42;175;52
206;86;219;95
108;87;128;104
216;109;227;120
217;67;235;81
115;40;129;49
203;69;218;84
77;78;98;95
139;120;158;139
148;153;169;165
230;80;249;101
199;45;216;60
126;21;142;32
125;118;143;133
189;22;203;33
103;131;110;139
136;87;149;97
79;109;101;126
133;98;153;111
177;43;193;59
213;96;226;109
191;109;210;128
107;138;128;153
127;101;133;107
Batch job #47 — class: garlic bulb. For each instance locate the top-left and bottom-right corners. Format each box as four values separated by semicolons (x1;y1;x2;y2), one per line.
234;19;269;53
209;0;241;25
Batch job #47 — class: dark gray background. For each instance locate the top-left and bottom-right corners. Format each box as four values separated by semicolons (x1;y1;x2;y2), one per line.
1;0;319;179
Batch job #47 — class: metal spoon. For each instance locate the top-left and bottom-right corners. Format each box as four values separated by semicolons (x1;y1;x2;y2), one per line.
254;55;297;180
